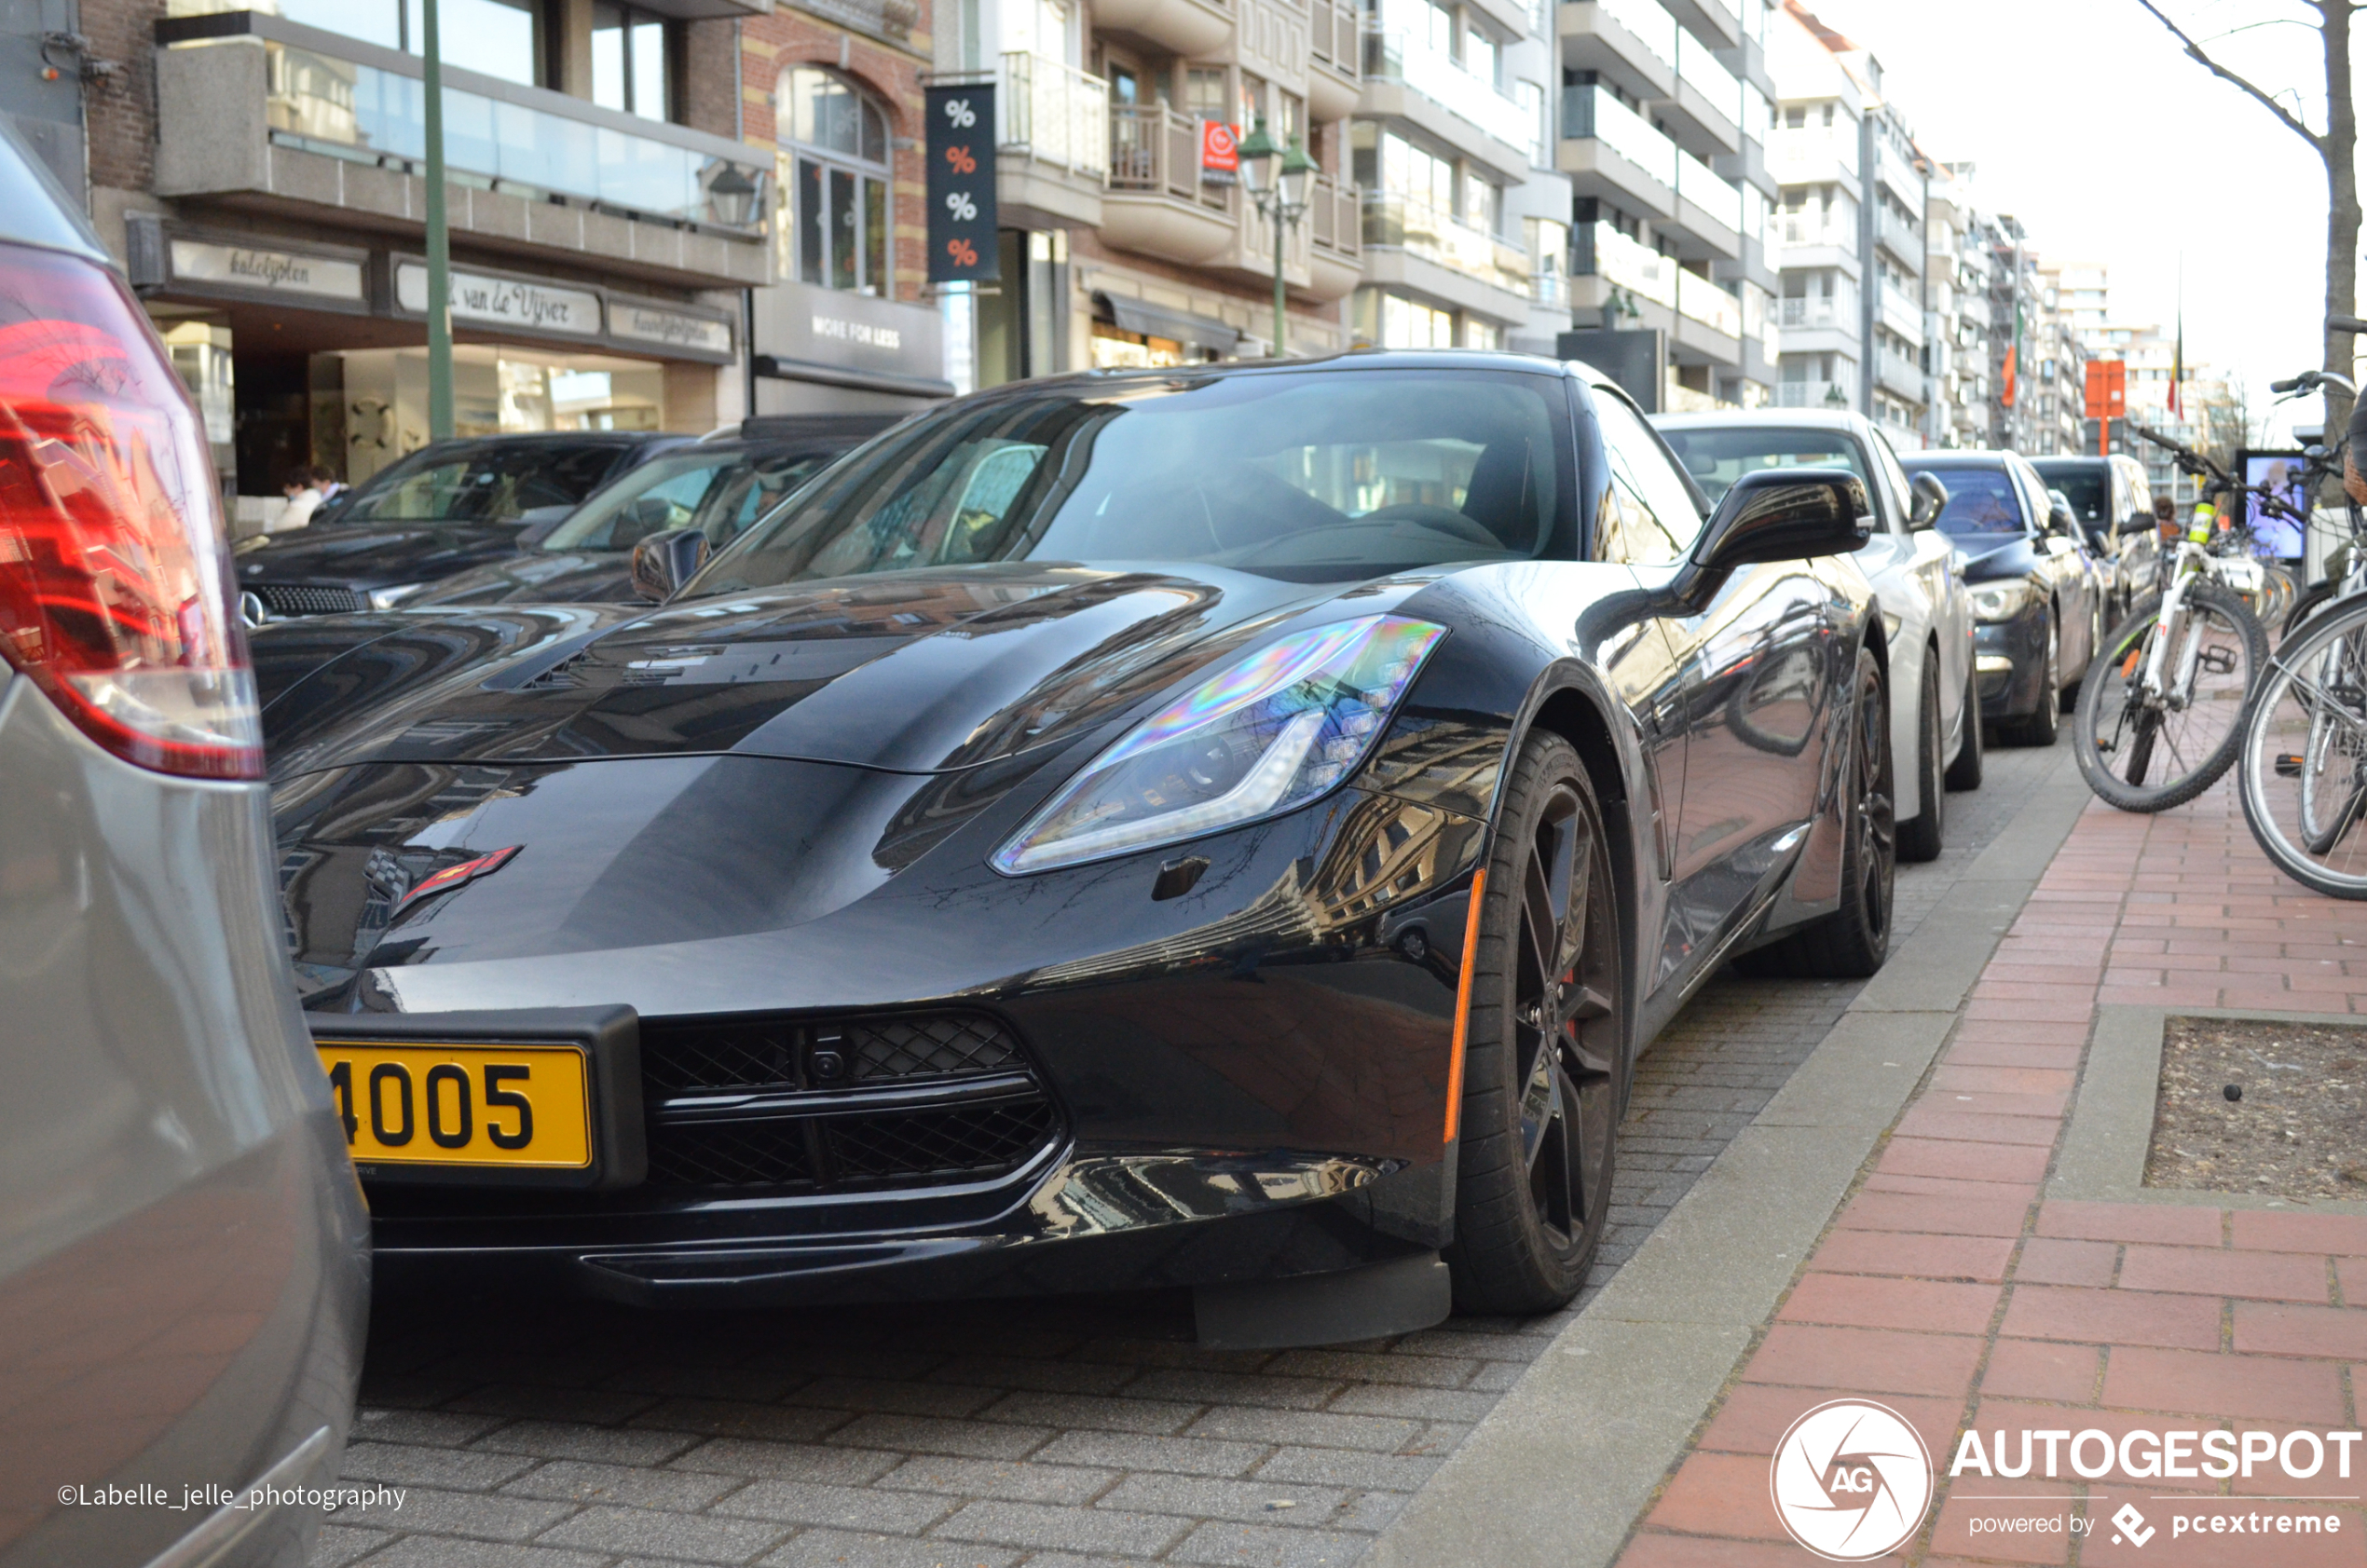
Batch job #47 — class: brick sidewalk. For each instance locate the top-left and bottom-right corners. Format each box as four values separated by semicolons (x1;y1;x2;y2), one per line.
1621;778;2367;1567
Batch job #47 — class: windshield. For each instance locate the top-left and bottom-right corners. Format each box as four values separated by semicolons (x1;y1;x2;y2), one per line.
1907;465;2026;537
690;370;1570;594
1658;426;1868;506
334;443;628;525
537;448;835;552
2032;464;2109;527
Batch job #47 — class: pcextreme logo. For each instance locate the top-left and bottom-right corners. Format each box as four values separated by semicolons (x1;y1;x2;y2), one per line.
1770;1399;1935;1561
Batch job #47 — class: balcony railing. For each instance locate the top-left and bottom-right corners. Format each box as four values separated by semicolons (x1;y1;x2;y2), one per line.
1108;103;1230;210
1593;0;1676;71
1776;380;1850;409
1766;126;1856;183
1561;84;1676;188
1002;51;1108;177
1573;220;1676;308
1362;26;1536;151
1674;146;1741;234
1778;211;1853;248
1877;344;1924;394
1309;0;1363;79
1308;173;1361;260
1779;295;1846;330
1876;208;1922;263
1673;30;1740;121
1676;269;1741;337
1362;194;1529;295
183;13;771;232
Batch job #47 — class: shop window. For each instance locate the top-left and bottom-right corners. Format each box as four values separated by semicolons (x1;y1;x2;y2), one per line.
780;67;893;296
1090;320;1219;369
592;2;675;121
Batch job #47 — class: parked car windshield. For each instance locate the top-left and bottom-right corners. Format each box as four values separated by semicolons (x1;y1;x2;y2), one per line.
2031;463;2110;526
690;369;1569;593
1658;426;1868;506
333;443;628;525
1904;463;2026;536
537;448;834;552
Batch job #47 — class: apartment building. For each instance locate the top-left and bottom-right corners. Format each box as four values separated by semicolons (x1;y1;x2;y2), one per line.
937;0;1367;380
1922;158;1990;450
1764;0;1921;445
1561;0;1772;409
89;0;777;502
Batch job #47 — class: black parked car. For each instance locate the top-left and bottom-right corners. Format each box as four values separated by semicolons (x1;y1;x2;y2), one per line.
2031;453;2161;619
1901;450;2105;746
413;416;903;607
252;351;1892;1344
236;430;688;620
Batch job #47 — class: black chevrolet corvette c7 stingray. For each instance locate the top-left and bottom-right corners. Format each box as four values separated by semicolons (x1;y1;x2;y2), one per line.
251;351;1892;1346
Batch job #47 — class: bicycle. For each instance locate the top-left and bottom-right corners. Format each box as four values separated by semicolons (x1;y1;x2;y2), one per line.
2067;424;2274;811
2236;364;2367;895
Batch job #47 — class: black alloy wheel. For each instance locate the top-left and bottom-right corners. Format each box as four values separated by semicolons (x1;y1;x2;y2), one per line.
1445;732;1622;1316
2004;606;2059;745
1944;661;1984;791
1896;648;1945;863
1739;647;1895;978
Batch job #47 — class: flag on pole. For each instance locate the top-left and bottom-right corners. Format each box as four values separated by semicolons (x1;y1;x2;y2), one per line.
2168;307;2183;417
2001;290;2020;409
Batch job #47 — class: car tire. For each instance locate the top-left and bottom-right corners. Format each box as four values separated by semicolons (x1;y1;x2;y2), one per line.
1444;732;1622;1317
1736;648;1895;979
1896;648;1944;863
1944;661;1984;791
2002;607;2059;745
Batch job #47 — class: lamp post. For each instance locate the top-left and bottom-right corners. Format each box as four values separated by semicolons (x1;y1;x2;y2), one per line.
1236;116;1317;358
422;0;451;441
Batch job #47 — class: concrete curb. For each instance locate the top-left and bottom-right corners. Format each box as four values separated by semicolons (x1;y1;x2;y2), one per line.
1364;752;2092;1568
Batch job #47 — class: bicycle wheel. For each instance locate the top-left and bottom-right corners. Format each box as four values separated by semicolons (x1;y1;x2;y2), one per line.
2072;582;2265;812
2240;598;2367;898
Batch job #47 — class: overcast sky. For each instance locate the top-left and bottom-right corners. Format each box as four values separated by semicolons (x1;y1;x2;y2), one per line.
1800;0;2354;442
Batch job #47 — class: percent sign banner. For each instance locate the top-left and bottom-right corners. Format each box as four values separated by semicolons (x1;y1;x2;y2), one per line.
926;83;998;283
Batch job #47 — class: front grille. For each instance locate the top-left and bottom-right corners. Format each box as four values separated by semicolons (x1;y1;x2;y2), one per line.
255;583;368;617
638;1010;1060;1194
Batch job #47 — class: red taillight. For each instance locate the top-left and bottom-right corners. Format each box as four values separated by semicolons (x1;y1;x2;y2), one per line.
0;242;259;779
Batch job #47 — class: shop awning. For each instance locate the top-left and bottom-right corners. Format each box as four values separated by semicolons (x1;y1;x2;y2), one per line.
1095;293;1240;354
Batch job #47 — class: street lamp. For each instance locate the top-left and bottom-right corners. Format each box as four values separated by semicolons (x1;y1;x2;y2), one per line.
1823;380;1848;409
1237;116;1317;358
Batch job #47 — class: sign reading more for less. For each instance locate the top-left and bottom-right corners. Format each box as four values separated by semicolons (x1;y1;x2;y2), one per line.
925;83;997;283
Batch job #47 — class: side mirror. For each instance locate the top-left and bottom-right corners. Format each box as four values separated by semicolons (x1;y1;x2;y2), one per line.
2046;496;2076;535
1668;468;1870;607
1907;470;1949;531
2116;511;2154;537
630;526;710;603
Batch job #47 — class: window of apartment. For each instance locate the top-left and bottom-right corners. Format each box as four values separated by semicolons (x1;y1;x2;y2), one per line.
277;0;542;86
1464;318;1500;350
1376;131;1455;220
780;67;892;295
1464;168;1500;235
1465;20;1499;86
1185;67;1228;122
592;3;673;119
1784;105;1805;130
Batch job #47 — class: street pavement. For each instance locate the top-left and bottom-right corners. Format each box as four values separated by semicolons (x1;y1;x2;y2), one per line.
1615;759;2367;1566
314;746;2069;1568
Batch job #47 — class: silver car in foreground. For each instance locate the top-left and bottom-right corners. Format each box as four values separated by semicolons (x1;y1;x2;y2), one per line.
1656;409;1978;859
0;128;366;1565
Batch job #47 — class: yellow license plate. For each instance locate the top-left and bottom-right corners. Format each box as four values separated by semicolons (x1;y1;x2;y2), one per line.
317;1042;593;1169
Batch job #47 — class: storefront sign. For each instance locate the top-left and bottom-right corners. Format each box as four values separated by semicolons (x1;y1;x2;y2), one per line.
925;82;998;283
170;239;365;303
394;261;603;339
608;296;734;361
753;278;948;398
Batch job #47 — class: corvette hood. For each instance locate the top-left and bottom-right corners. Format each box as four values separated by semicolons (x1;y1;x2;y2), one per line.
258;563;1390;779
237;521;529;590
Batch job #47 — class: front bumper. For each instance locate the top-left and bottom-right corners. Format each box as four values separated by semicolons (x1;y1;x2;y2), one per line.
302;770;1489;1306
1973;600;2051;719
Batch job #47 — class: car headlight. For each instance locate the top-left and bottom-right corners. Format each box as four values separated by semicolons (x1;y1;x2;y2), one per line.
1969;581;2034;622
368;582;429;611
992;615;1446;876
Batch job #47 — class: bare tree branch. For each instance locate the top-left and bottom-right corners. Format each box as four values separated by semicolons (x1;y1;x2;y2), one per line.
2132;0;2326;153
